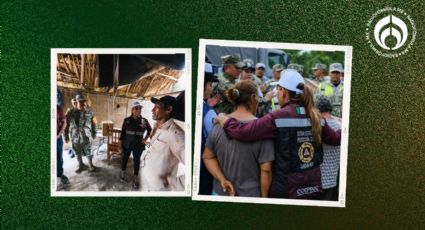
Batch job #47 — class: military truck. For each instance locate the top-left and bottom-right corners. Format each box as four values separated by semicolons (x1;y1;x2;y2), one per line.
205;45;290;79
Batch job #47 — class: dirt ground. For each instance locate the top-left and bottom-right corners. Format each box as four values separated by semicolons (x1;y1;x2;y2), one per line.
57;138;145;192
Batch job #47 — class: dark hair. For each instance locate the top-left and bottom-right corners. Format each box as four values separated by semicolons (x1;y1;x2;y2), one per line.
204;73;214;87
226;80;257;109
315;95;333;113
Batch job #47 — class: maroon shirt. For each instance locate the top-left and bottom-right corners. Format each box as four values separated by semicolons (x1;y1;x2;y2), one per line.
57;106;66;135
223;102;341;146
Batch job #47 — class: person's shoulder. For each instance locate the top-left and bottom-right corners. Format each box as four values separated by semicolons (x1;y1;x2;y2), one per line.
219;73;232;84
164;119;185;143
169;119;184;134
208;123;224;139
68;109;79;118
271;105;292;118
327;117;341;128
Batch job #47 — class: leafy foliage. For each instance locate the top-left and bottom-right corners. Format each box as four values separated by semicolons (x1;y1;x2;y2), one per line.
285;50;345;78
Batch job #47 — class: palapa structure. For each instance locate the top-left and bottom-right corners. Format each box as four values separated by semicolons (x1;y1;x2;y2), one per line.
56;54;184;99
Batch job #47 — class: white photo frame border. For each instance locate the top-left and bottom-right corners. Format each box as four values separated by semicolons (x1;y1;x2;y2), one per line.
51;48;192;197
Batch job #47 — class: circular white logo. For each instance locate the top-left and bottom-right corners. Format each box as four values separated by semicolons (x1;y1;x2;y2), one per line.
366;7;416;58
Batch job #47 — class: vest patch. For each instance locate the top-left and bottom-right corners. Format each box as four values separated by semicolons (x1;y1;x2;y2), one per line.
295;107;306;115
298;142;314;163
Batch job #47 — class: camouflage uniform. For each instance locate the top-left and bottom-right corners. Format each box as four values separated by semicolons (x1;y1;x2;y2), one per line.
316;82;344;117
265;78;281;112
64;107;76;143
253;77;270;117
311;63;329;92
253;75;264;87
67;95;97;172
213;72;237;114
68;109;96;156
317;62;345;118
213;55;244;114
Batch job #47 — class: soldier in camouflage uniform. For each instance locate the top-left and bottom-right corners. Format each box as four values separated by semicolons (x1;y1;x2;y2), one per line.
315;63;344;118
66;94;97;172
263;64;284;112
311;63;329;86
64;98;77;158
239;59;255;81
253;62;272;117
213;55;243;114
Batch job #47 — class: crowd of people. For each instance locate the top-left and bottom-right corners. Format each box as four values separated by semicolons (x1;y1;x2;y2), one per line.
200;54;344;200
56;93;185;191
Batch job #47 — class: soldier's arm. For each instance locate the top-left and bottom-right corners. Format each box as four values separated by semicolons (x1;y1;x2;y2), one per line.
91;115;96;139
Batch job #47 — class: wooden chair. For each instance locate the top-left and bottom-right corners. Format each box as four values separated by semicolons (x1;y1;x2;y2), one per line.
107;128;122;165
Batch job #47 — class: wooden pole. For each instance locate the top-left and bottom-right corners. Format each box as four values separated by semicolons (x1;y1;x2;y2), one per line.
80;54;85;85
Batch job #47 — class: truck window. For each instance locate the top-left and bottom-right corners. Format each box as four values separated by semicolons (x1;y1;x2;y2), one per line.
268;52;283;68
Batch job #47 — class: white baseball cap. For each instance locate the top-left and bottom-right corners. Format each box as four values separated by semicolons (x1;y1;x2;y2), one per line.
131;101;143;108
277;70;305;94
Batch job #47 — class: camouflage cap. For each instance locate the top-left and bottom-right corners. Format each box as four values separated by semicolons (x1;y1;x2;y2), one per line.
221;55;244;68
242;58;255;70
298;65;304;73
312;63;327;71
329;63;344;73
272;64;284;72
287;63;301;72
75;94;87;102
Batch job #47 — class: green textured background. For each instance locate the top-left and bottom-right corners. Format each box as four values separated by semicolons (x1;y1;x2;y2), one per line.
2;0;424;228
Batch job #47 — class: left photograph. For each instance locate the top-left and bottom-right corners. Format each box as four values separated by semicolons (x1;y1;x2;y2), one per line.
51;49;191;196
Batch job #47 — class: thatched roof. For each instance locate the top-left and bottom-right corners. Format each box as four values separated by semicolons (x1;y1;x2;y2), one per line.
56;54;183;98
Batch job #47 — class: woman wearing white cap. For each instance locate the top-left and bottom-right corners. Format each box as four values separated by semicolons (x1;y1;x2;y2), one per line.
216;70;341;199
119;101;152;188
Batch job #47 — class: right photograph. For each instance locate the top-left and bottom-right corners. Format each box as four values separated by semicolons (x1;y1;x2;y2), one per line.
193;39;352;207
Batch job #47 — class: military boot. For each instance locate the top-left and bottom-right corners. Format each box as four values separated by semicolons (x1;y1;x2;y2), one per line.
75;155;88;173
88;156;96;172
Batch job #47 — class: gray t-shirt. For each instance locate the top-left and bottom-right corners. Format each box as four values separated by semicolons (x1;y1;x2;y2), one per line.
205;123;275;197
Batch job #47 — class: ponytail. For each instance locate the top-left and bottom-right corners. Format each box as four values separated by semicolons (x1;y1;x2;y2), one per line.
302;84;322;145
226;80;258;109
288;83;322;144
